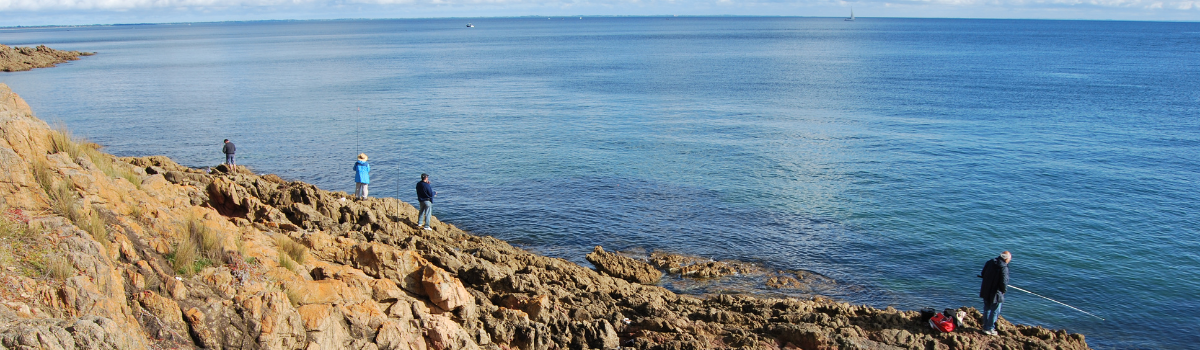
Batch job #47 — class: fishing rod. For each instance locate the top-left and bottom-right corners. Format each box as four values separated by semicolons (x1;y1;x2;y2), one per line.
1008;284;1105;321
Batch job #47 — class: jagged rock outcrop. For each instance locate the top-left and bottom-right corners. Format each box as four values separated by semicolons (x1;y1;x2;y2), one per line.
586;246;663;284
0;82;1092;350
0;44;94;72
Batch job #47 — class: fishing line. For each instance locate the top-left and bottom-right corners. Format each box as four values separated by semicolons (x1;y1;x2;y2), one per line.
356;107;361;153
1008;284;1105;320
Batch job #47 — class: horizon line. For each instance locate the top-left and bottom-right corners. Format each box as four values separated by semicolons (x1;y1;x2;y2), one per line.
3;15;1197;29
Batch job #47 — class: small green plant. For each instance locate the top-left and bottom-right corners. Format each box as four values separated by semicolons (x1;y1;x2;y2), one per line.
275;235;307;265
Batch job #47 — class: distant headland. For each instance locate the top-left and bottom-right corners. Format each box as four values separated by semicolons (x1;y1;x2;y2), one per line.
0;44;94;72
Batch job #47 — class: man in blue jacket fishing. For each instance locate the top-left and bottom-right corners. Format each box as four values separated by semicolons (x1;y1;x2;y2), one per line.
416;173;436;230
353;153;370;199
979;251;1011;336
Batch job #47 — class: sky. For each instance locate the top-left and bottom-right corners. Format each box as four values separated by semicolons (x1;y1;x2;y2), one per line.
0;0;1197;26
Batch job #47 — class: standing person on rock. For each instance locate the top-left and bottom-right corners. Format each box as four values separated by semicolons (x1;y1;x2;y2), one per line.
979;251;1011;336
353;153;370;199
416;173;436;230
222;139;236;167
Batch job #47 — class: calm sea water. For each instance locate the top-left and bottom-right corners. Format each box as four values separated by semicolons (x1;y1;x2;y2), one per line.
3;18;1198;349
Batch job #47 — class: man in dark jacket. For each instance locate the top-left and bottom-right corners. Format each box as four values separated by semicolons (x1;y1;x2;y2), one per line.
979;251;1011;336
415;173;436;231
222;139;236;167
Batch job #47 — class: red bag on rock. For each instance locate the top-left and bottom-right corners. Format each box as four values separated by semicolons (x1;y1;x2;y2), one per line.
928;313;956;333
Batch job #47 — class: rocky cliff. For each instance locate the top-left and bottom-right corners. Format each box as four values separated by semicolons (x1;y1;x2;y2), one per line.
0;82;1091;350
0;44;94;72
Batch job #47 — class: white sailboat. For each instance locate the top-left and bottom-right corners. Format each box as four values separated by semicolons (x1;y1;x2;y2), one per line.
845;8;855;21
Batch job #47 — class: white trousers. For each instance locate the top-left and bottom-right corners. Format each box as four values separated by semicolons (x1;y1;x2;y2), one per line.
355;183;369;198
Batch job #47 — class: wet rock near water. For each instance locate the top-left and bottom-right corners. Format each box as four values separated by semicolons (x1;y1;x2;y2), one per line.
0;82;1092;350
649;251;765;278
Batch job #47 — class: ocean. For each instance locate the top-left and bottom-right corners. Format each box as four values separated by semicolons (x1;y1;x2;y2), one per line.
2;17;1197;349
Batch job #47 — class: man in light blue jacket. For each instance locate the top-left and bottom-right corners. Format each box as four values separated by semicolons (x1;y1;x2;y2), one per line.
353;153;370;199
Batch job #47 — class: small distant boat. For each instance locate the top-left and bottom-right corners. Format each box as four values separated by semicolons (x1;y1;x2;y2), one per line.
845;8;855;21
466;23;474;27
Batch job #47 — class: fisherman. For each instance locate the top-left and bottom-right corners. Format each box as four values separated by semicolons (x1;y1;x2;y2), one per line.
415;173;436;230
353;153;370;199
222;139;236;167
979;251;1011;336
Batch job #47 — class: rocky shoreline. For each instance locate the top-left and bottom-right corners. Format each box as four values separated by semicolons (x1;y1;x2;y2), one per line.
0;82;1090;349
0;44;94;72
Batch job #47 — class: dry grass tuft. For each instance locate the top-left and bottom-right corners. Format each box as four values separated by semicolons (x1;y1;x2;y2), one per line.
1;209;74;279
48;126;141;189
49;126;83;159
169;215;225;276
48;181;78;220
275;235;307;265
41;174;111;250
129;205;144;220
169;238;199;275
79;210;109;249
32;160;55;195
277;248;299;273
186;215;225;263
44;253;74;279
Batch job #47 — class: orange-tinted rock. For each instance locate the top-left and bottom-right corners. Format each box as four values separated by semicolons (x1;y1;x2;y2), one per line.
424;314;479;350
377;319;428;350
420;265;473;312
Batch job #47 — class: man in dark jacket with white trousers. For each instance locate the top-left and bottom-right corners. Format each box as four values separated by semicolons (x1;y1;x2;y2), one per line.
979;251;1011;336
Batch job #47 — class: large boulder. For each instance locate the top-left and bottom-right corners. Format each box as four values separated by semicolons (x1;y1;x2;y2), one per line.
421;265;473;312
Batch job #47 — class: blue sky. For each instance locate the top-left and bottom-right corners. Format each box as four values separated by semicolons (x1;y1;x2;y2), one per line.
1;0;1197;26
